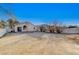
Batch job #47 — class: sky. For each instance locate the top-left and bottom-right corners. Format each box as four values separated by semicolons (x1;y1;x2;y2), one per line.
0;3;79;25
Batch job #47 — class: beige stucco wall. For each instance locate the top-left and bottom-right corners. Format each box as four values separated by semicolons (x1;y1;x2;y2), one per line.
14;23;36;32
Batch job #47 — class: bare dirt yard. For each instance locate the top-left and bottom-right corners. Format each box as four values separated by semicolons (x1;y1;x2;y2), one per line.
0;32;79;55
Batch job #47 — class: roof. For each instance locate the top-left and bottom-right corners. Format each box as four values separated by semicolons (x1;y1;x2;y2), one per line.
14;21;34;26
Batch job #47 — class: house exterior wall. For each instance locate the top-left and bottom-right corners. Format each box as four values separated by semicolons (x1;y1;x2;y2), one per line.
62;28;79;33
14;23;36;32
0;28;8;37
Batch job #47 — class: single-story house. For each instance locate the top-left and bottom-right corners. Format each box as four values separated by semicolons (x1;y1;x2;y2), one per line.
7;22;37;32
62;28;79;34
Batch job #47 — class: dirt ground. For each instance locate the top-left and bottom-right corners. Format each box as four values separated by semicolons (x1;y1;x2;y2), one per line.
0;32;79;55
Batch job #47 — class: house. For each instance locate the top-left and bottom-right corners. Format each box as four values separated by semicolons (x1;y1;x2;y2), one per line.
10;22;36;32
62;28;79;34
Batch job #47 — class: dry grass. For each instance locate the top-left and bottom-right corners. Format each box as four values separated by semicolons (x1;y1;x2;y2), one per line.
0;33;79;55
66;35;79;44
0;28;3;31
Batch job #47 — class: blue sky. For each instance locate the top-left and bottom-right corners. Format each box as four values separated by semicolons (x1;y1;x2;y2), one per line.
0;3;79;25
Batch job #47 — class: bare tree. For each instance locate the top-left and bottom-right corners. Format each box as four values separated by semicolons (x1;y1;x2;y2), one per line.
0;4;16;20
39;24;49;32
7;18;19;29
0;4;19;30
0;20;5;28
48;19;63;33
